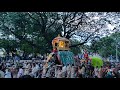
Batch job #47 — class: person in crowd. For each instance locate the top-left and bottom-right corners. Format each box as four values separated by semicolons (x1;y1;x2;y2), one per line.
11;65;17;78
0;53;120;78
70;64;75;78
66;64;71;78
0;65;4;78
42;63;47;78
81;65;86;78
17;66;24;78
84;50;89;64
94;66;99;78
105;69;113;78
62;64;67;78
5;68;12;78
78;66;82;78
35;63;40;72
56;66;62;78
24;66;29;76
31;63;38;78
46;66;52;78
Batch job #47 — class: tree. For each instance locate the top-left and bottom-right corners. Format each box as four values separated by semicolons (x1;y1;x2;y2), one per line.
0;12;62;54
89;32;120;59
0;12;120;55
70;39;81;55
59;12;120;47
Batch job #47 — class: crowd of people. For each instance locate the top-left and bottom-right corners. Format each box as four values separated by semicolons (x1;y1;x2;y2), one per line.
0;57;120;78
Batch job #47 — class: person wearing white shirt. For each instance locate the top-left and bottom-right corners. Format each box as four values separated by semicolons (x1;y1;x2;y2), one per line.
66;64;71;78
0;66;4;78
42;64;47;78
6;62;10;67
26;63;31;70
0;70;4;78
62;64;67;78
55;65;58;78
94;66;99;78
31;63;38;78
35;63;39;71
57;68;62;78
24;65;29;76
17;66;24;78
23;62;27;69
71;65;75;78
5;68;12;78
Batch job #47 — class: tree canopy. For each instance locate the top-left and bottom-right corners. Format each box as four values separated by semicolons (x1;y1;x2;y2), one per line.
89;32;120;59
0;12;120;55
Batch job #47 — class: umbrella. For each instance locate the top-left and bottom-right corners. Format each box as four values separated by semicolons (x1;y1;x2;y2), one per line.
91;56;103;68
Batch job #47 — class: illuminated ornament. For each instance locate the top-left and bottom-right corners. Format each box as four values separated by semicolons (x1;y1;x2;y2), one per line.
59;41;64;47
52;34;70;51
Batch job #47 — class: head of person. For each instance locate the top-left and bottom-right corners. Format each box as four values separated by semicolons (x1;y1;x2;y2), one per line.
67;64;69;66
6;68;11;72
19;66;23;69
79;66;82;69
36;62;38;65
32;63;36;67
82;64;85;67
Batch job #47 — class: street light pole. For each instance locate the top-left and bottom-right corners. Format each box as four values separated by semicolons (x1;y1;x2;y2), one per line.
115;32;119;62
116;44;118;62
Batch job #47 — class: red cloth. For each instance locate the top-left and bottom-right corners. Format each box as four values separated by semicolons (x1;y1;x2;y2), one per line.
84;53;88;58
52;49;57;53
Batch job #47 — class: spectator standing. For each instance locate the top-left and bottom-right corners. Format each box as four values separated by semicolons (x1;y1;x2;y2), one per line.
5;68;12;78
17;66;24;78
0;65;4;78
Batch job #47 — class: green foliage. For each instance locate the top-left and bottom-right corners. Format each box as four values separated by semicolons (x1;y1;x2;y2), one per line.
0;12;62;54
90;32;120;58
70;40;81;55
0;39;18;54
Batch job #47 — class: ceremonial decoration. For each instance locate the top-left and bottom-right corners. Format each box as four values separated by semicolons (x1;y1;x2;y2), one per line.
91;56;103;68
52;34;70;51
46;34;75;66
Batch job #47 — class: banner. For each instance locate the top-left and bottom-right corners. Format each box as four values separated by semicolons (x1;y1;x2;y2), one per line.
58;51;75;66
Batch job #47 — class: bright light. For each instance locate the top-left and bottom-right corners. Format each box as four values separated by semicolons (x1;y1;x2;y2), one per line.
93;16;99;20
107;24;115;30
